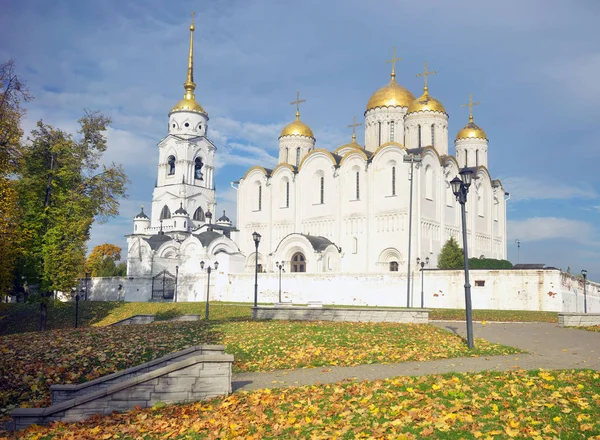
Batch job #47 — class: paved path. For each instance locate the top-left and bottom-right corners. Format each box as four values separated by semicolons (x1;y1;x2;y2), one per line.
232;321;600;392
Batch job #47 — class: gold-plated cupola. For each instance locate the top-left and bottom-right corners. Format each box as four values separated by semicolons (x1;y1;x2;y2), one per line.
280;91;314;138
456;94;487;140
366;47;415;112
407;62;446;115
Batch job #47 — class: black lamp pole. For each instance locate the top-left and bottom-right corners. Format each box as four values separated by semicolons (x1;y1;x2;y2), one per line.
417;257;429;309
582;269;588;313
403;154;422;308
74;291;80;328
451;168;475;349
276;261;284;303
174;265;179;302
252;232;261;307
201;260;219;320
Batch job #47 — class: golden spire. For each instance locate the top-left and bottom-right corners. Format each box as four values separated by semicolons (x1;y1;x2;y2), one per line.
183;11;196;101
461;94;481;123
386;46;402;81
416;62;436;94
290;91;306;119
347;116;362;143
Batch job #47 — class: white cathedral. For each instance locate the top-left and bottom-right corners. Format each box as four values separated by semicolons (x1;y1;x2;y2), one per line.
127;19;507;287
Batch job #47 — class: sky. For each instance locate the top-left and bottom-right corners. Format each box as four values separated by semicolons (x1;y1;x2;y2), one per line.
1;0;599;279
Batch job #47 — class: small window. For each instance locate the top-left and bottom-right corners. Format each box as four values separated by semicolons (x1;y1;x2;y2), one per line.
475;280;485;287
378;122;382;146
390;121;395;142
167;155;176;175
184;122;190;127
291;252;306;273
258;185;262;211
193;207;205;221
194;157;203;180
172;123;176;128
286;181;290;208
392;166;396;196
320;176;324;204
389;261;399;272
296;148;301;167
257;264;263;273
476;150;479;167
160;205;171;220
418;125;422;147
355;171;360;200
431;124;435;147
198;124;202;130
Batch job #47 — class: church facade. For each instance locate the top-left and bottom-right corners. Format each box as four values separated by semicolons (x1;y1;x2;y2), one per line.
236;58;508;274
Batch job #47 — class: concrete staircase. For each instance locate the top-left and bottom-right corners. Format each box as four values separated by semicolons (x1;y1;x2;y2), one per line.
10;345;233;431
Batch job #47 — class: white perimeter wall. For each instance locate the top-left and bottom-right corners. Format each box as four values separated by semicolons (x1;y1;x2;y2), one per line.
83;270;600;313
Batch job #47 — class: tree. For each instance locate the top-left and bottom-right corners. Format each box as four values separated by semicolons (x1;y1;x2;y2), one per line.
16;111;128;328
87;243;124;277
0;60;31;298
437;237;464;269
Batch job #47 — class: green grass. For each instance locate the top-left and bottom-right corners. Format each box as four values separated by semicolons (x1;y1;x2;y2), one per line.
429;308;558;323
16;369;600;439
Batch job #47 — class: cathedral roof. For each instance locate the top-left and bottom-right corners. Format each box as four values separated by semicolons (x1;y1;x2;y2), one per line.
143;234;172;250
195;230;223;247
455;121;487;141
407;87;446;115
217;210;231;223
174;203;189;216
303;234;337;252
134;206;149;219
280;111;314;139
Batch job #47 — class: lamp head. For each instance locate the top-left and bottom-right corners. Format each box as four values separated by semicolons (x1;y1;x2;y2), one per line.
252;231;262;245
214;261;219;270
581;269;587;277
450;176;462;196
200;260;205;269
416;257;421;265
425;257;429;264
459;168;473;187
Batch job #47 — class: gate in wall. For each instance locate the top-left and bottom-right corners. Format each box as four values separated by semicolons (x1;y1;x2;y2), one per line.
152;270;176;300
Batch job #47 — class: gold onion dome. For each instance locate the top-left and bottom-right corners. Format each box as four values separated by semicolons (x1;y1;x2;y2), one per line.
407;87;446;115
280;111;314;138
456;120;487;141
171;15;207;115
366;74;415;111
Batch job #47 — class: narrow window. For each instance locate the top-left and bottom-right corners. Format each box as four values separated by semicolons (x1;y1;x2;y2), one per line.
353;237;358;254
392;166;396;196
286;181;290;208
167;156;176;175
355;171;360;200
390;121;395;142
320;176;324;204
418;125;422;148
296;148;301;167
378;122;382;146
476;150;479;167
258;185;262;211
465;150;468;168
160;205;171;220
194;157;203;180
193;207;205;221
389;261;399;272
431;124;435;147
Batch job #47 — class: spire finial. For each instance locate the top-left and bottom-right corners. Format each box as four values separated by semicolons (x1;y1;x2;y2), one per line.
183;12;196;101
347;116;362;143
416;61;436;94
461;94;481;123
386;46;402;81
290;91;306;119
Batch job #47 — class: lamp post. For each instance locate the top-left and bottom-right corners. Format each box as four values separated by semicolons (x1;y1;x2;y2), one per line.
515;239;521;264
72;289;80;328
174;266;179;302
416;257;429;309
252;232;261;307
200;260;219;320
582;269;588;313
403;153;422;308
275;261;285;303
451;168;475;349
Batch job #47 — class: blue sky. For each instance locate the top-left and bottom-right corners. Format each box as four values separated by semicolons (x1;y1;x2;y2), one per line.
2;0;599;278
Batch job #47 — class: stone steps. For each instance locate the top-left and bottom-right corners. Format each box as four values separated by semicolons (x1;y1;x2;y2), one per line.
10;345;233;431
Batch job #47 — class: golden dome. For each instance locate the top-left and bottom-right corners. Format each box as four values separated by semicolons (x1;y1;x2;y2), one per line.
407;87;446;115
456;120;487;141
171;98;206;114
280;111;314;138
366;75;415;112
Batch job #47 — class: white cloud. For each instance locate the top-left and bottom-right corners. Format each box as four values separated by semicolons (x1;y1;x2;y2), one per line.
502;176;598;201
508;217;598;244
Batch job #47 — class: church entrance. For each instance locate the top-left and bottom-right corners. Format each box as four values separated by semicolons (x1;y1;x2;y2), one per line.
291;252;306;273
152;270;177;300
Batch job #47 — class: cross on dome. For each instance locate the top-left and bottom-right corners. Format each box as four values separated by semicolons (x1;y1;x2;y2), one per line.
416;62;437;92
290;91;306;119
462;94;481;123
386;46;402;80
347;116;362;142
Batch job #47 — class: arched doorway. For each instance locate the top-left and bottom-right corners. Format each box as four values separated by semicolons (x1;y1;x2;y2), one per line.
291;252;306;273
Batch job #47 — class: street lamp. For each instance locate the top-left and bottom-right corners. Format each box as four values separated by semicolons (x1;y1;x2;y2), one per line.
72;289;80;328
582;269;588;313
275;261;285;303
451;168;475;349
200;260;219;320
403;153;422;308
416;257;429;309
252;232;262;307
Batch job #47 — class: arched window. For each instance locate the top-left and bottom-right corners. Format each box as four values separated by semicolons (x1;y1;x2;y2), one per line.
257;264;264;273
464;150;468;168
418;125;422;147
291;252;306;272
431;124;435;147
355;171;360;200
392;166;396;196
194;157;204;180
378;122;382;146
193;207;205;221
389;261;399;272
425;166;433;200
320;176;324;204
390;121;395;142
475;150;479;167
258;185;262;211
160;205;171;220
167;155;176;175
296;148;301;167
286;181;290;207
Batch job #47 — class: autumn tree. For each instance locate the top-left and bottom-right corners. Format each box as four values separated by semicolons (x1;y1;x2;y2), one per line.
437;237;464;269
0;60;31;298
87;243;126;277
16;111;128;328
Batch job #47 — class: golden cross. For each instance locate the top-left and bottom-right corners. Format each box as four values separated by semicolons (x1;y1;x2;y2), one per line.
347;116;362;142
386;46;402;78
416;62;436;90
290;91;306;117
461;94;481;122
191;11;195;24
